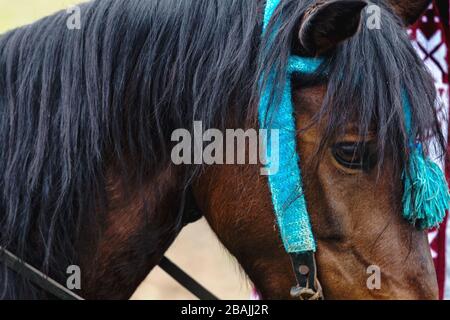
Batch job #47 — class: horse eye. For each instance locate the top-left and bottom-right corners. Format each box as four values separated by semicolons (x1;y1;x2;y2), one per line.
331;142;377;171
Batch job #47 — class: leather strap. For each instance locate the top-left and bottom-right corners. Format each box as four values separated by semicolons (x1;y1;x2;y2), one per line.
159;256;218;300
0;246;83;300
289;251;324;300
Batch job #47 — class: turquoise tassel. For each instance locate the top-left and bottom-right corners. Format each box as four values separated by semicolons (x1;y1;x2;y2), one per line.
402;92;450;230
402;146;450;229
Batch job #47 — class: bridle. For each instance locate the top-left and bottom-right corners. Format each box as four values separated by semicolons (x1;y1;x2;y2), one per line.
256;0;447;301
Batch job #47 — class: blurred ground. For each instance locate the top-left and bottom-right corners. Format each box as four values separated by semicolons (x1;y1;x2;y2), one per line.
0;0;252;300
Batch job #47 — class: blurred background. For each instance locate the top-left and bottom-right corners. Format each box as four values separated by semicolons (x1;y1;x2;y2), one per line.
0;0;252;300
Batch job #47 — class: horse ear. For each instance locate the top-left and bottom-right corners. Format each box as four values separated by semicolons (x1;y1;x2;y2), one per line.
385;0;432;26
298;0;367;56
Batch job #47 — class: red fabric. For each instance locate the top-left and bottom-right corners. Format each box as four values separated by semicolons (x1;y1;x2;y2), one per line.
409;0;449;299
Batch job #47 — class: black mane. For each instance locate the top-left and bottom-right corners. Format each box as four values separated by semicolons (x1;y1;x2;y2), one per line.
0;0;445;298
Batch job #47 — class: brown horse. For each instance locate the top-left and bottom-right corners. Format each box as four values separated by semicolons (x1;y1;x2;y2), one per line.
0;0;444;299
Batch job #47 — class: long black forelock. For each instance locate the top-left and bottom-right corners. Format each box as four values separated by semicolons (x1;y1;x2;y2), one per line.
258;0;446;176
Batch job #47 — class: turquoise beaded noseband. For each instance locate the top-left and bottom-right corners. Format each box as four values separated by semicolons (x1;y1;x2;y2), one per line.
259;0;450;299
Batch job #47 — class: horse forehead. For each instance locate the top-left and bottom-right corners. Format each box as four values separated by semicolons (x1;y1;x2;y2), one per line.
293;84;376;140
293;84;327;116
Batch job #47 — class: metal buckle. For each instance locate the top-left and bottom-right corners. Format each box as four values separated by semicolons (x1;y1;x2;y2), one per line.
289;251;324;300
